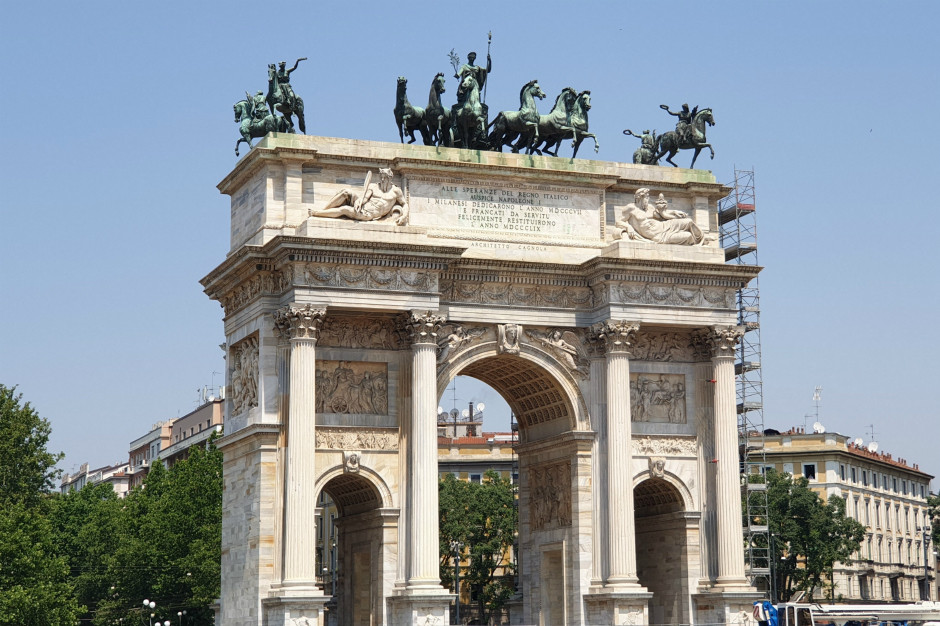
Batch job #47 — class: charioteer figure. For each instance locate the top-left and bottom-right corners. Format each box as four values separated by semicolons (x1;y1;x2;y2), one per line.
455;51;491;95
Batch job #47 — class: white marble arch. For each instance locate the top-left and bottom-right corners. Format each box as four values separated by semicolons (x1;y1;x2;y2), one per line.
313;464;395;512
631;469;694;513
437;339;591;439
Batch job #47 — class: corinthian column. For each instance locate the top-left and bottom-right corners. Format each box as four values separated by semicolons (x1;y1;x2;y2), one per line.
403;310;447;588
705;325;748;586
274;304;325;587
592;320;642;587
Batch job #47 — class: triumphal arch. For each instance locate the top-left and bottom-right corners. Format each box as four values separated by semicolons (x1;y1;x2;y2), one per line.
202;134;761;625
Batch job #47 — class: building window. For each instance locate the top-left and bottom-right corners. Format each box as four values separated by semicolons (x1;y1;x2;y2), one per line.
920;484;925;498
862;471;868;486
803;464;817;481
902;480;908;495
840;464;846;480
893;477;898;491
875;503;881;528
470;474;482;484
851;467;857;482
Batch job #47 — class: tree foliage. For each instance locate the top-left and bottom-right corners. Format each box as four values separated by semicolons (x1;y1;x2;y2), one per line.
0;384;79;625
928;493;940;548
762;469;866;601
439;470;517;624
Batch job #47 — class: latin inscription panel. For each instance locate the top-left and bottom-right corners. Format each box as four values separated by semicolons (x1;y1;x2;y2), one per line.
408;176;603;246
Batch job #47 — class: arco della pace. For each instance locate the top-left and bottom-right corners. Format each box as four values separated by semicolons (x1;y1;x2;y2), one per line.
201;134;762;625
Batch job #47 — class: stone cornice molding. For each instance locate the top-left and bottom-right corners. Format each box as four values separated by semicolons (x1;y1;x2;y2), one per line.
399;310;446;346
274;304;326;342
590;320;641;355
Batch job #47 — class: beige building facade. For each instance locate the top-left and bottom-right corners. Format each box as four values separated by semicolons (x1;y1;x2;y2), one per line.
761;428;935;603
202;135;762;625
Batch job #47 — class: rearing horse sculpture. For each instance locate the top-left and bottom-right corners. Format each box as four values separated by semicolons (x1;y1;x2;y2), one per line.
422;72;451;147
655;108;715;168
266;64;306;134
393;77;428;144
529;87;577;156
486;79;546;153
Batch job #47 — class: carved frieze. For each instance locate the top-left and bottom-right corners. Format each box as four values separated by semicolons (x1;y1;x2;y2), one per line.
631;331;697;362
525;328;589;377
300;263;434;293
315;427;398;450
608;282;736;309
439;280;593;309
530;461;572;530
219;271;282;316
318;316;402;350
315;361;388;415
632;435;697;457
630;373;686;423
230;335;259;415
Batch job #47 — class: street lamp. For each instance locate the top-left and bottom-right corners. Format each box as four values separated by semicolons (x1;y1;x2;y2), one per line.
142;600;156;626
176;610;186;626
918;525;933;600
330;540;337;596
451;540;463;625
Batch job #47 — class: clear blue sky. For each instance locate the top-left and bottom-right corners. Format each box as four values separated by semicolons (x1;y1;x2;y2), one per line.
2;1;937;482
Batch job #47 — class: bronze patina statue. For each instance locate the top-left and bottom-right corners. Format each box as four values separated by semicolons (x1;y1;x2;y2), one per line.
267;58;307;134
623;129;659;165
654;105;715;168
454;51;491;97
486;79;546;153
394;77;428;144
234;94;293;156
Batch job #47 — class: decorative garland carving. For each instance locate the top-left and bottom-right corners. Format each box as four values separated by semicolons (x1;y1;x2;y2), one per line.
315;428;398;450
529;460;572;530
315;361;388;415
593;282;735;309
632;436;697;457
230;335;259;415
301;263;434;292
439;280;593;309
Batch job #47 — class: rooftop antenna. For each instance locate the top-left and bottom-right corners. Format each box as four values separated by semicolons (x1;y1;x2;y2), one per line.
866;424;878;451
812;385;822;421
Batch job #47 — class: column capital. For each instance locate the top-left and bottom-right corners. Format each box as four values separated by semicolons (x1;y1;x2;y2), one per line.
399;310;446;346
590;320;641;355
693;325;744;359
274;304;326;342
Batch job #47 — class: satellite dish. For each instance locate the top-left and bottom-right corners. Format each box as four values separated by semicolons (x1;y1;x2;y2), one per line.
854;437;864;446
813;422;826;434
438;406;444;415
476;402;486;413
450;408;459;419
461;409;470;418
868;441;879;453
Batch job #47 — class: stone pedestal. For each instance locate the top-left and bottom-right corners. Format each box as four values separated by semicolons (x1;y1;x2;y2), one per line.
584;590;654;625
387;591;454;626
262;592;330;626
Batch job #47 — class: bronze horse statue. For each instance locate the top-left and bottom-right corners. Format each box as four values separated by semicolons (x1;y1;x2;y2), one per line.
266;64;306;134
528;87;577;156
655;108;715;168
393;77;429;144
233;98;293;156
533;90;598;158
450;74;487;149
487;79;546;153
422;72;451;147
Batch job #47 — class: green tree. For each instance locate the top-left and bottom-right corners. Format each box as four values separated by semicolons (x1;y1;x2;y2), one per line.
0;384;80;625
928;493;940;548
764;469;865;601
440;470;517;624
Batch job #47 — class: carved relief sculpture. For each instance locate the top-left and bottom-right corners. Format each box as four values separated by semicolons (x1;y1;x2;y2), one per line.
316;427;398;450
529;461;572;530
630;331;696;362
437;324;486;363
630;373;687;423
230;335;260;414
309;167;409;226
633;436;698;457
344;451;361;473
648;456;666;478
318;316;402;350
497;323;522;354
526;328;588;376
315;361;388;415
615;188;706;245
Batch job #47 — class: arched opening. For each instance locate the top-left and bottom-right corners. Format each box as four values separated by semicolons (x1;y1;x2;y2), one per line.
317;472;387;626
634;477;692;626
438;349;584;625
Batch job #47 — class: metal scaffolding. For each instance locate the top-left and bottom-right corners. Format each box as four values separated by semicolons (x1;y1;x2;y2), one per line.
719;168;773;599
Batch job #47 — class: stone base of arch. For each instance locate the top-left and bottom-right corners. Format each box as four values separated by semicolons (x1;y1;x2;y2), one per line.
387;590;454;626
583;590;654;626
262;592;330;626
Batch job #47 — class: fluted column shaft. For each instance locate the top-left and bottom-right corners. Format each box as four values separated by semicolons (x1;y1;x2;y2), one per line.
276;305;325;586
592;320;642;587
404;311;446;588
707;325;748;585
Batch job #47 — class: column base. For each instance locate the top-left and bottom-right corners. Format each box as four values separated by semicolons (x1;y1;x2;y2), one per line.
262;586;331;626
388;587;454;625
583;589;653;625
693;589;764;626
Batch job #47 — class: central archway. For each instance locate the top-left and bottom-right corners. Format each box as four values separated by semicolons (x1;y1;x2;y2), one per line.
439;345;591;625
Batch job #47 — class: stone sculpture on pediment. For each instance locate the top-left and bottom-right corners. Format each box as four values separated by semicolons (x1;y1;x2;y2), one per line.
497;324;522;355
318;316;401;350
437;324;486;364
630;373;686;423
526;328;589;377
315;361;388;415
230;335;259;415
633;435;698;457
615;188;706;245
309;167;409;226
316;427;397;450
